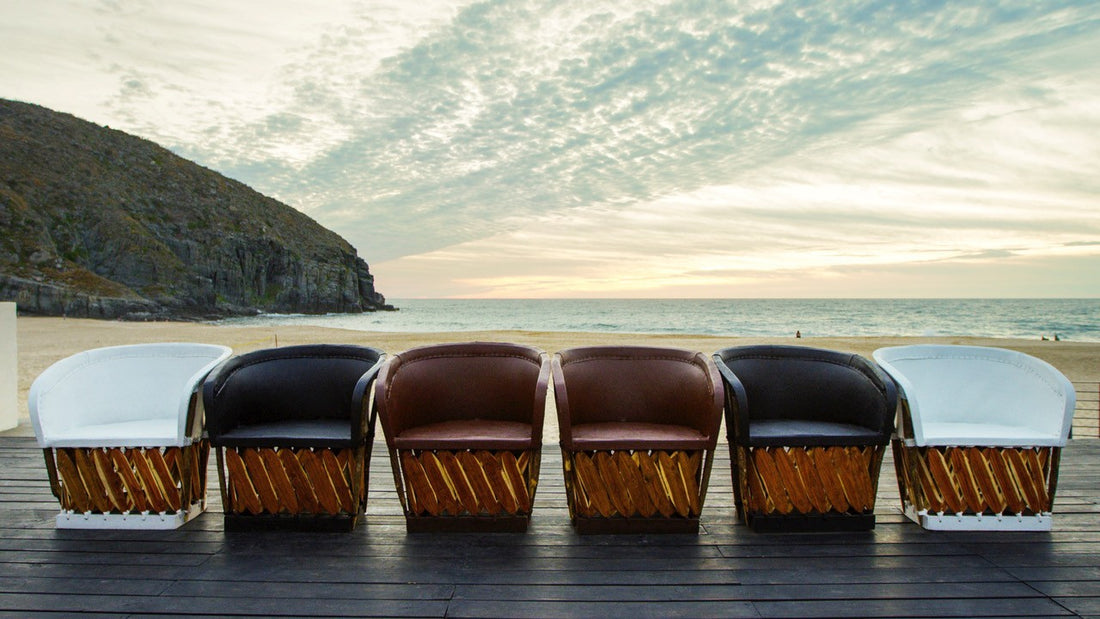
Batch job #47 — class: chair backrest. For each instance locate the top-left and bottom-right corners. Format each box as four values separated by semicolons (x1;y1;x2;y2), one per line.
29;343;232;447
553;346;723;437
376;342;549;444
714;345;895;435
203;344;385;439
873;345;1075;446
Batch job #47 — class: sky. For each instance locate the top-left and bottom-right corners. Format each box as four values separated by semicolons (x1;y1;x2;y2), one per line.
3;1;1099;298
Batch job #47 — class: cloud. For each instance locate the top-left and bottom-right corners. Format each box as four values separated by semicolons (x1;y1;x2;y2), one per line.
267;0;1099;263
372;64;1100;298
3;1;1099;297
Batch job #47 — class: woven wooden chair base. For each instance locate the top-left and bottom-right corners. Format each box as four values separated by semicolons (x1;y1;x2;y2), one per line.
219;446;365;518
563;449;711;533
893;441;1057;519
735;444;884;530
45;442;208;517
394;449;537;525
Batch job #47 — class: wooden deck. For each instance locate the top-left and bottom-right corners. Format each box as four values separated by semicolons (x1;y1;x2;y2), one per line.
2;436;1098;618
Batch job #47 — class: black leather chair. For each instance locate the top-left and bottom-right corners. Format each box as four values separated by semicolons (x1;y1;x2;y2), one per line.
203;344;385;530
375;342;550;532
713;345;896;531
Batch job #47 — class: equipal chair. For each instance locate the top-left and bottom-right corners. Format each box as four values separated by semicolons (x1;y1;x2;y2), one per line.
553;346;724;534
713;345;896;532
202;344;385;530
873;345;1075;531
375;342;550;532
29;343;232;529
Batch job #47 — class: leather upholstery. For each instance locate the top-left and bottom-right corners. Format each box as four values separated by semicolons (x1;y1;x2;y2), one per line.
554;346;723;451
203;344;385;449
376;342;550;451
29;343;232;449
873;345;1075;447
392;419;534;450
714;345;896;447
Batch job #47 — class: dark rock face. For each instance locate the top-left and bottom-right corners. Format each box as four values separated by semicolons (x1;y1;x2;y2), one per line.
0;99;392;319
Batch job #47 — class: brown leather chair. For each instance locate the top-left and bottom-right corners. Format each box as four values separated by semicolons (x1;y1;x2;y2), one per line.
375;342;550;532
553;346;724;534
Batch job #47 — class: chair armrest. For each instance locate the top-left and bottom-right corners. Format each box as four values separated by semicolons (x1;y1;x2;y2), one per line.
551;354;573;447
531;352;551;446
351;355;386;444
713;356;749;445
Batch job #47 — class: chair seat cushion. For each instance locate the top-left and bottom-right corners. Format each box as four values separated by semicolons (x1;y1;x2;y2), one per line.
568;422;710;451
917;421;1062;447
394;419;534;451
40;418;182;448
747;419;887;447
210;419;356;449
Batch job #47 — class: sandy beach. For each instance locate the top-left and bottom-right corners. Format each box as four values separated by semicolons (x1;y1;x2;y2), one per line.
7;316;1098;437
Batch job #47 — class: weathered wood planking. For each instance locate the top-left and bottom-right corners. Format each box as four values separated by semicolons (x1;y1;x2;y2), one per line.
1;435;1098;618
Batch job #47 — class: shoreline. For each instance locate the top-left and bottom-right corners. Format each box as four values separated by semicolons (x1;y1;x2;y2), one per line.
8;316;1098;437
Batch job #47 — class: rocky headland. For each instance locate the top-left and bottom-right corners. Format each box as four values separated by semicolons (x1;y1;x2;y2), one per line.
0;99;392;320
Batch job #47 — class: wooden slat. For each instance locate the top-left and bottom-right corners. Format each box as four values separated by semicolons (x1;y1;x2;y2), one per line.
737;445;887;521
260;449;298;514
72;448;111;514
595;451;632;517
812;447;850;513
5;435;1098;618
678;451;702;515
299;449;340;515
109;449;148;513
985;447;1026;515
572;453;612;517
392;449;538;520
320;449;355;514
791;447;830;513
635;450;675;518
478;451;517;515
90;448;129;512
563;449;710;523
54;449;90;512
458;450;502;515
279;448;319;514
771;448;811;514
967;447;1004;513
896;445;1060;517
501;451;532;513
439;451;481;515
615;450;655;518
223;449;262;515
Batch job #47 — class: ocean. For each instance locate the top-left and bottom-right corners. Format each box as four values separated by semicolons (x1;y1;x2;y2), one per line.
219;298;1100;342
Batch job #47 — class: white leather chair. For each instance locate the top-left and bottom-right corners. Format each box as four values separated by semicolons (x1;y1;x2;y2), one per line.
29;343;231;528
873;345;1075;531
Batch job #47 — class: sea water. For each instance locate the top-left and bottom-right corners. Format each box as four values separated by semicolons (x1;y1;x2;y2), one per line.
219;298;1100;341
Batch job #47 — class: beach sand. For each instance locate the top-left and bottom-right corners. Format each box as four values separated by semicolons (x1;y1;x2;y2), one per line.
7;316;1098;438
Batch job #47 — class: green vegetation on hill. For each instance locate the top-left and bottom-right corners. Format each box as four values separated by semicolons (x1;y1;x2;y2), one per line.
0;99;391;319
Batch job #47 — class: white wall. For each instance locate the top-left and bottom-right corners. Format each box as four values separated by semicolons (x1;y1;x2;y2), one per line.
0;303;17;431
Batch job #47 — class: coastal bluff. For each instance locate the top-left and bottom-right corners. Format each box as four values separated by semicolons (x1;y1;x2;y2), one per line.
0;99;392;320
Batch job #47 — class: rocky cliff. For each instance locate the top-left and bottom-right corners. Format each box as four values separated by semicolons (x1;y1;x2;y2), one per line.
0;99;392;319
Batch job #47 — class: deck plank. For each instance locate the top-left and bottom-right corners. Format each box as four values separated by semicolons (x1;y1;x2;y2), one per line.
0;435;1098;617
